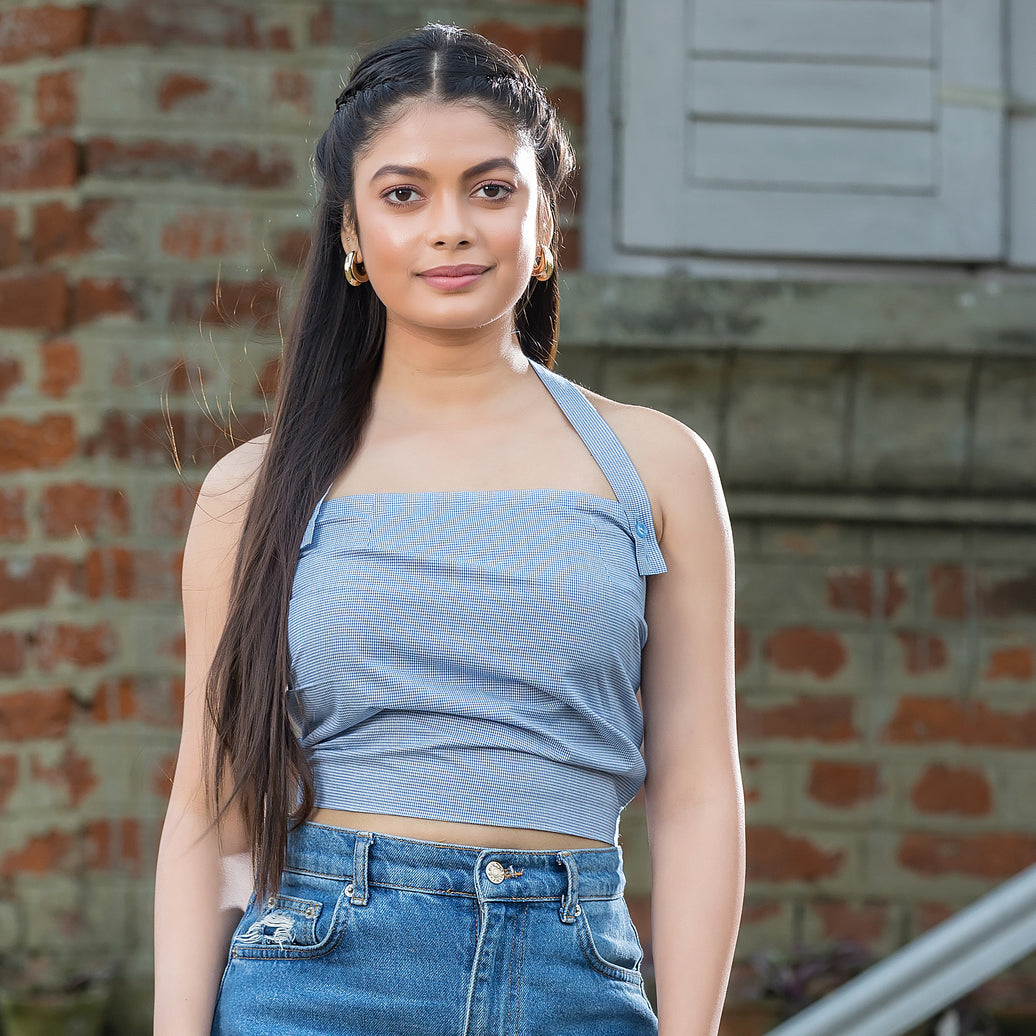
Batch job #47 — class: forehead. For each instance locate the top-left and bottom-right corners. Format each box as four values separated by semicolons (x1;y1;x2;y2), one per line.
355;100;534;176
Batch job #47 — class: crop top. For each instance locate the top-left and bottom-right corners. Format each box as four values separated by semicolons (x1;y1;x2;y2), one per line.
286;359;667;846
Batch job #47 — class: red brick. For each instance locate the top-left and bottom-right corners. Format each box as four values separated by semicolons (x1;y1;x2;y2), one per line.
0;829;75;876
911;763;993;817
740;695;858;743
160;629;186;662
0;207;19;268
0;754;18;811
149;480;200;536
157;73;211;112
41;482;130;538
826;568;907;619
914;901;953;934
0;5;89;64
152;751;178;800
107;674;183;728
0;80;18;135
29;745;98;807
625;892;652;959
36;69;77;128
39;338;80;398
0;137;78;190
742;757;760;805
0;486;28;540
550;84;583;129
882;696;1036;748
0;629;26;675
985;646;1035;680
82;817;142;874
0;414;77;471
0;354;21;401
84;409;196;463
808;760;881;809
92;2;289;49
734;623;751;675
160;209;250;261
898;831;1036;879
170;278;282;330
0;687;75;740
981;572;1036;619
31;200;108;263
165;359;192;392
130;547;182;600
34;621;118;670
86;138;294;188
746;826;846;882
0;271;68;331
894;631;948;675
930;564;968;620
254;356;280;398
0;554;76;613
73;277;136;323
764;626;847;679
272;69;312;117
271;227;309;270
811;899;889;946
471;20;583;69
82;546;135;599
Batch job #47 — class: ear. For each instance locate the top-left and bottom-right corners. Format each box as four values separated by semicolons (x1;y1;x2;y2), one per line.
538;205;555;251
340;212;360;255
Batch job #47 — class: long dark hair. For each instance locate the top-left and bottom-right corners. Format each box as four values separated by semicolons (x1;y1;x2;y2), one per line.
201;23;576;903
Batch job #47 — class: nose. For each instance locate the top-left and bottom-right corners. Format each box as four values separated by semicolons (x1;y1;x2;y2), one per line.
426;192;474;249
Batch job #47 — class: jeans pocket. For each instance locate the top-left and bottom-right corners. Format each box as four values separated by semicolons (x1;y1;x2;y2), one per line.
229;869;354;960
574;895;645;985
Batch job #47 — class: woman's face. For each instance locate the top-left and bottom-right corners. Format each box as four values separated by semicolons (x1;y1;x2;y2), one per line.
346;100;546;340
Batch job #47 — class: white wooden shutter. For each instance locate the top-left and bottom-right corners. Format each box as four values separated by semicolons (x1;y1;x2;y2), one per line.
617;0;1004;260
1009;0;1036;267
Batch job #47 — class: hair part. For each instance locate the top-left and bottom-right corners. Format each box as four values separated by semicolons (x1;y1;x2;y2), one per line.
201;22;576;905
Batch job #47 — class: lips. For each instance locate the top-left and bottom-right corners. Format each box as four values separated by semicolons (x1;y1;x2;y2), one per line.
418;264;490;278
417;264;491;291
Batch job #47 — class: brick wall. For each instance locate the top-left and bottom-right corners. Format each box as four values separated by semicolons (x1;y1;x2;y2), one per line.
0;0;585;1028
1;1;1034;1032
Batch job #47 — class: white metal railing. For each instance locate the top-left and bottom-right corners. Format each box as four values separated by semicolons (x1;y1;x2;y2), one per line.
766;862;1036;1036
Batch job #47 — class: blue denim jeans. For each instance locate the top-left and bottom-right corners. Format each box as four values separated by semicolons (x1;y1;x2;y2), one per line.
210;821;658;1035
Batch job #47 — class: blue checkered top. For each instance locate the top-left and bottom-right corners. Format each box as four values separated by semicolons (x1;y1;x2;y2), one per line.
287;360;667;846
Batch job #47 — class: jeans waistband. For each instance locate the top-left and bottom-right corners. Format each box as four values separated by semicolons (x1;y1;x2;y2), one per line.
284;821;626;921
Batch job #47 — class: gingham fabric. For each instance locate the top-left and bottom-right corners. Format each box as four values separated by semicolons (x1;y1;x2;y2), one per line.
287;360;667;846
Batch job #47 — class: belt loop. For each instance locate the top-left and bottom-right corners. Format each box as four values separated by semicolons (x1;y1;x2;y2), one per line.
556;850;580;924
351;831;372;906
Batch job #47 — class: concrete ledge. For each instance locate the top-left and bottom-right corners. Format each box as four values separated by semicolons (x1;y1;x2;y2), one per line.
559;274;1036;356
728;491;1036;527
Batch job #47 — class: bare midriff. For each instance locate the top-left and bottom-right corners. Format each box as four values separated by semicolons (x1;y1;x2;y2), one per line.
306;807;612;850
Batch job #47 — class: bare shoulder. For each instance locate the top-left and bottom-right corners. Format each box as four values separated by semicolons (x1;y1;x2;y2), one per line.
195;432;271;519
182;433;271;579
576;384;722;542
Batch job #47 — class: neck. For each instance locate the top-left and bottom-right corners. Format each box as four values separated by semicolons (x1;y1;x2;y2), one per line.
374;317;532;421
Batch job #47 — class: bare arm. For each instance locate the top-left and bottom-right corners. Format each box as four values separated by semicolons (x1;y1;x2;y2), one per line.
640;418;745;1036
153;437;268;1035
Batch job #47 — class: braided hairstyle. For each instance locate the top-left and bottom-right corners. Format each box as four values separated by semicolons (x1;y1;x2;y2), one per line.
202;23;577;904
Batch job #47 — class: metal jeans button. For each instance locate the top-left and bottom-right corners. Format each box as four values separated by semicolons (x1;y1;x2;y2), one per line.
485;860;506;884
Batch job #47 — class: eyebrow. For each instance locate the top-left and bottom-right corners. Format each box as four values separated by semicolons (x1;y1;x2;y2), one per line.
369;157;521;183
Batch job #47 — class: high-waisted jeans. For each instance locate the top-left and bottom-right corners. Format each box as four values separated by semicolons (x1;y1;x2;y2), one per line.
210;821;659;1035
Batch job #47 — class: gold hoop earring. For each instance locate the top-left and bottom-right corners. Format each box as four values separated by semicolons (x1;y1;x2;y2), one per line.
531;246;554;282
344;250;368;286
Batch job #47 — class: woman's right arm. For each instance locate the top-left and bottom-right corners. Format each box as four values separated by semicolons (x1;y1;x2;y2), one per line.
153;436;268;1035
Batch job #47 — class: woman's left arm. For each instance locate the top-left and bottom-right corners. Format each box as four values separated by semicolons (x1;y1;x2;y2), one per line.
639;415;745;1036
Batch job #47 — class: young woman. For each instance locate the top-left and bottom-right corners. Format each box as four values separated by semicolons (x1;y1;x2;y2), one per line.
154;23;744;1036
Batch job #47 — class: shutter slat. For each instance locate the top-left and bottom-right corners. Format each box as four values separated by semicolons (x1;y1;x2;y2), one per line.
691;60;934;125
692;0;934;62
691;124;934;191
